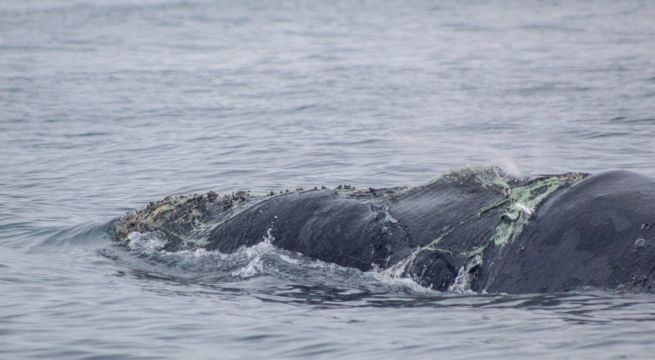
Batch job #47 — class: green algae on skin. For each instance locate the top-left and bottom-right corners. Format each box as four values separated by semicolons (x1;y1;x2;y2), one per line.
391;168;586;284
387;167;514;278
491;176;565;246
469;167;587;247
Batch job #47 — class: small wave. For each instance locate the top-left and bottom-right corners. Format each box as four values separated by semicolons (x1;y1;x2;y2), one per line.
115;230;280;275
104;229;447;298
101;229;654;311
26;221;115;252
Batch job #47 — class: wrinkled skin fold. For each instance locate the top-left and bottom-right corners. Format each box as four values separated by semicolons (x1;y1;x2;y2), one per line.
113;167;655;293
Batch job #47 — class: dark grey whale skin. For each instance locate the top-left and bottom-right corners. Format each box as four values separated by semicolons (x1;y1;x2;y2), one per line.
479;171;655;293
117;169;655;294
203;169;512;291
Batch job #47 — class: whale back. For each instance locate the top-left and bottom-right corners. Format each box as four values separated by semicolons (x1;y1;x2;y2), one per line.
481;170;655;293
205;189;413;271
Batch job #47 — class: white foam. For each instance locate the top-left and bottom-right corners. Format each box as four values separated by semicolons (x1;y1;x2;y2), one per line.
126;231;167;253
447;255;482;294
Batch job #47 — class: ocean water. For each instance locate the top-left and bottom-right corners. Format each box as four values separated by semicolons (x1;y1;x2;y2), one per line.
2;0;655;358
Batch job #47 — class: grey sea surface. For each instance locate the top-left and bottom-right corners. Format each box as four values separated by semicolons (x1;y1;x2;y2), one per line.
2;0;655;358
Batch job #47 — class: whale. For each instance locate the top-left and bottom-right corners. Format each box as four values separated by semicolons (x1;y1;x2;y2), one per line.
113;167;655;294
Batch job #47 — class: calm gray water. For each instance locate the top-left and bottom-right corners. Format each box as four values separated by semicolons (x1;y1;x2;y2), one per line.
2;0;655;358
